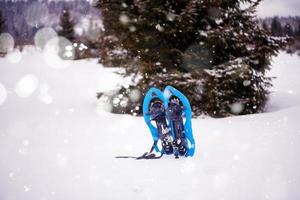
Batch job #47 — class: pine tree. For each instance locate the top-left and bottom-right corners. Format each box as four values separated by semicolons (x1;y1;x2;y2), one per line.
0;9;6;34
271;17;283;37
96;0;284;117
58;7;75;41
262;21;269;32
284;23;293;36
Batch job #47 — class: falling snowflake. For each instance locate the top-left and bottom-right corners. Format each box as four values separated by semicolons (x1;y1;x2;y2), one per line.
15;74;39;98
23;185;31;192
34;27;58;50
166;12;176;21
155;24;164;32
119;14;130;25
243;80;251;86
229;102;244;114
129;89;141;102
129;26;136;32
0;33;15;53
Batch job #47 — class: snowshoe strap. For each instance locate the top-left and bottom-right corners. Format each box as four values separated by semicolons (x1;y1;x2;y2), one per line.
136;151;164;160
115;141;164;160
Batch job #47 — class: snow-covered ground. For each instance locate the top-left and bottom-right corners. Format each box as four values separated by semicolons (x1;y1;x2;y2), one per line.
0;49;300;200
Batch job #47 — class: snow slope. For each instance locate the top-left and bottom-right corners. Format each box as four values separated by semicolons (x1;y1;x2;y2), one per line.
0;49;300;200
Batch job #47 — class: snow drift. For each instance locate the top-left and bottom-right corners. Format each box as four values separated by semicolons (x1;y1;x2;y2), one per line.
0;49;300;200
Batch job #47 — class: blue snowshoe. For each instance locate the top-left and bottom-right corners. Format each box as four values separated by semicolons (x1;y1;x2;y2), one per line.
143;87;173;155
116;86;195;159
164;86;195;157
167;98;188;158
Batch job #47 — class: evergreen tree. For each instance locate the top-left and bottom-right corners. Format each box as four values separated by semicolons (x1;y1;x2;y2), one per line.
96;0;284;117
58;7;75;41
0;9;6;34
262;21;269;32
284;23;293;36
271;17;283;37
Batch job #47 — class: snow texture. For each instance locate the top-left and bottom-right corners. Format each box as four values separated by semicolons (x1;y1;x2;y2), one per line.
0;49;300;200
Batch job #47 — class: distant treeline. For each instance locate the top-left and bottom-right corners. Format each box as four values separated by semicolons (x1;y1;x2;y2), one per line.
0;0;100;46
258;16;300;54
259;16;300;37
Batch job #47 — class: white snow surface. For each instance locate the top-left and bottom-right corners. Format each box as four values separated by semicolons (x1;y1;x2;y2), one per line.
0;49;300;200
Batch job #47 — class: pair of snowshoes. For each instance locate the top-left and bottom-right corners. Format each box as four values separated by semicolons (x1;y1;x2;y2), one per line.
143;86;195;159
